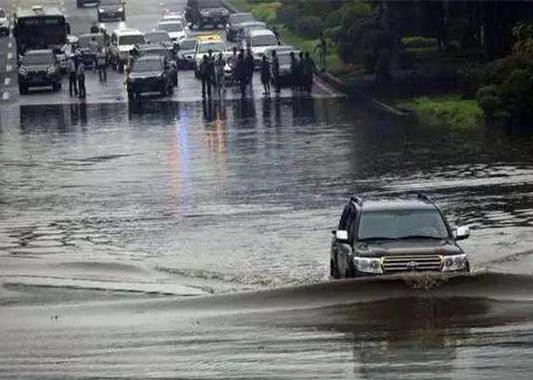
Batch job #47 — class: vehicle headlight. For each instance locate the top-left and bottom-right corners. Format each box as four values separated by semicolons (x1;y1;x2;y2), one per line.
353;257;383;274
47;66;56;74
442;254;468;272
18;67;28;75
118;7;124;12
201;10;209;16
98;8;104;13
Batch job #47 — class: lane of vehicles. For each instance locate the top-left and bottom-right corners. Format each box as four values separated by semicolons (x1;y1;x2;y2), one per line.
330;193;471;278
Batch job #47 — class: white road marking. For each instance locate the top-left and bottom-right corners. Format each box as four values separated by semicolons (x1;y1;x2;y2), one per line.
4;77;11;86
6;64;12;72
2;91;9;100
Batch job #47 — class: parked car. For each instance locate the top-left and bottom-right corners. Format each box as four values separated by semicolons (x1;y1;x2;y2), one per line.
176;37;197;69
185;0;229;30
241;29;278;66
109;28;144;72
126;55;174;101
0;8;9;36
154;21;187;43
225;12;254;42
18;49;61;94
136;45;178;86
97;0;125;22
330;193;471;278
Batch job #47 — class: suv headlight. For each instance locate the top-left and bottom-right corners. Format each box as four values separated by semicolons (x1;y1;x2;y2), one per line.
353;257;383;274
442;254;468;272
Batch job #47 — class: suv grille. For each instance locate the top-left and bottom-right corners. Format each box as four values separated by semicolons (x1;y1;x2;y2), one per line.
382;255;442;273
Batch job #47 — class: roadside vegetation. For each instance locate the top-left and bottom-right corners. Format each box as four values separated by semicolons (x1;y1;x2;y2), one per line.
228;0;533;128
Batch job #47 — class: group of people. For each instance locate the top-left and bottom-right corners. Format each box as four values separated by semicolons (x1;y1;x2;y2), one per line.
198;46;317;98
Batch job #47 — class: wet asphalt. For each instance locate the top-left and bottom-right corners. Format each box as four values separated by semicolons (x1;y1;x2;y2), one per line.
2;0;533;379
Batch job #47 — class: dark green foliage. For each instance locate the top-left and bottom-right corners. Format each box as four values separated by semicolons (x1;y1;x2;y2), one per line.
276;6;299;30
295;16;324;39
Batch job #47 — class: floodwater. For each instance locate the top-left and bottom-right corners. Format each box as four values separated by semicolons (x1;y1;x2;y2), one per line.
1;97;533;379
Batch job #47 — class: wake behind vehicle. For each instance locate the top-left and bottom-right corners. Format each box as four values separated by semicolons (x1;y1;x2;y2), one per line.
185;0;229;30
97;0;125;22
330;193;471;278
109;28;144;72
126;55;174;101
18;49;61;94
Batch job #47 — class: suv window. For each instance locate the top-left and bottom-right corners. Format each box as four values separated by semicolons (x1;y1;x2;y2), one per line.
357;209;449;240
133;58;162;72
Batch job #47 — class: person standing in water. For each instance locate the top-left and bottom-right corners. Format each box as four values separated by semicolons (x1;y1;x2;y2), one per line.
260;55;271;96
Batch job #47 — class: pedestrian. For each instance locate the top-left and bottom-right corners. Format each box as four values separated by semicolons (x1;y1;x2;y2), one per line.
126;49;136;74
314;33;327;70
207;49;216;90
245;49;254;87
296;51;305;91
97;47;107;81
67;54;78;97
260;55;271;96
77;60;86;98
214;52;225;93
272;26;281;45
200;55;211;98
235;53;247;97
302;51;316;95
90;22;99;34
289;51;298;91
271;50;280;94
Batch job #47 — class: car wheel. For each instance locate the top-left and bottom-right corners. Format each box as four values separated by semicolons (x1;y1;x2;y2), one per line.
345;260;355;279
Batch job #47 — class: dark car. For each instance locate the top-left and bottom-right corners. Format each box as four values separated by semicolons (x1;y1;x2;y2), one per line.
185;0;229;30
77;0;99;8
97;0;125;22
176;38;197;69
126;55;174;101
18;49;61;94
330;193;471;278
225;12;255;42
136;45;178;86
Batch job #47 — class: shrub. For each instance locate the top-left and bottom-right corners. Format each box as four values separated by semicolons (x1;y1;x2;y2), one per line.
324;9;343;29
276;6;299;30
295;16;324;39
251;3;277;24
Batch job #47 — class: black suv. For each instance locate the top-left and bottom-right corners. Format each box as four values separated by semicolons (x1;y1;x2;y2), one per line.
185;0;229;29
126;55;174;101
136;45;178;86
330;193;471;278
18;49;61;94
97;0;125;22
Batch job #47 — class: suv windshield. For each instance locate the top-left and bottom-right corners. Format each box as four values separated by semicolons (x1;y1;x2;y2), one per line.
22;53;54;65
251;34;277;47
358;209;449;240
133;58;162;72
119;34;144;46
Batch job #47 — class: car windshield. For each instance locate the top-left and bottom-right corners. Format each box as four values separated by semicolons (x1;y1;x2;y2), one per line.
157;22;183;32
100;0;120;5
180;39;196;50
119;34;144;46
231;14;253;24
22;53;54;65
357;209;449;240
251;34;277;47
198;42;224;53
146;32;170;43
133;59;162;72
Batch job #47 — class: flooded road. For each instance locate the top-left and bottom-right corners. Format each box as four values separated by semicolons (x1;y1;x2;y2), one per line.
1;97;533;379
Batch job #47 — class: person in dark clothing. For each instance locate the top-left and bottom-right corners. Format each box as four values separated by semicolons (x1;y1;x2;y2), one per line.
90;22;100;34
97;47;107;81
289;51;298;91
207;49;216;91
302;52;316;95
260;56;271;96
245;49;254;87
296;51;305;91
77;61;86;98
200;55;211;98
235;53;247;97
67;55;78;97
272;26;281;45
271;50;280;94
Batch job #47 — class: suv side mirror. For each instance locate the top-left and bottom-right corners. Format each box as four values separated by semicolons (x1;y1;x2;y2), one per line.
335;230;349;242
454;226;470;241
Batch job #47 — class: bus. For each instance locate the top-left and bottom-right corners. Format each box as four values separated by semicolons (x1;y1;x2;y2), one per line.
13;5;70;56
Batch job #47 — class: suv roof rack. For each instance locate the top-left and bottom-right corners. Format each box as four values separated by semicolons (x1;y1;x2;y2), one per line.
407;191;434;203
